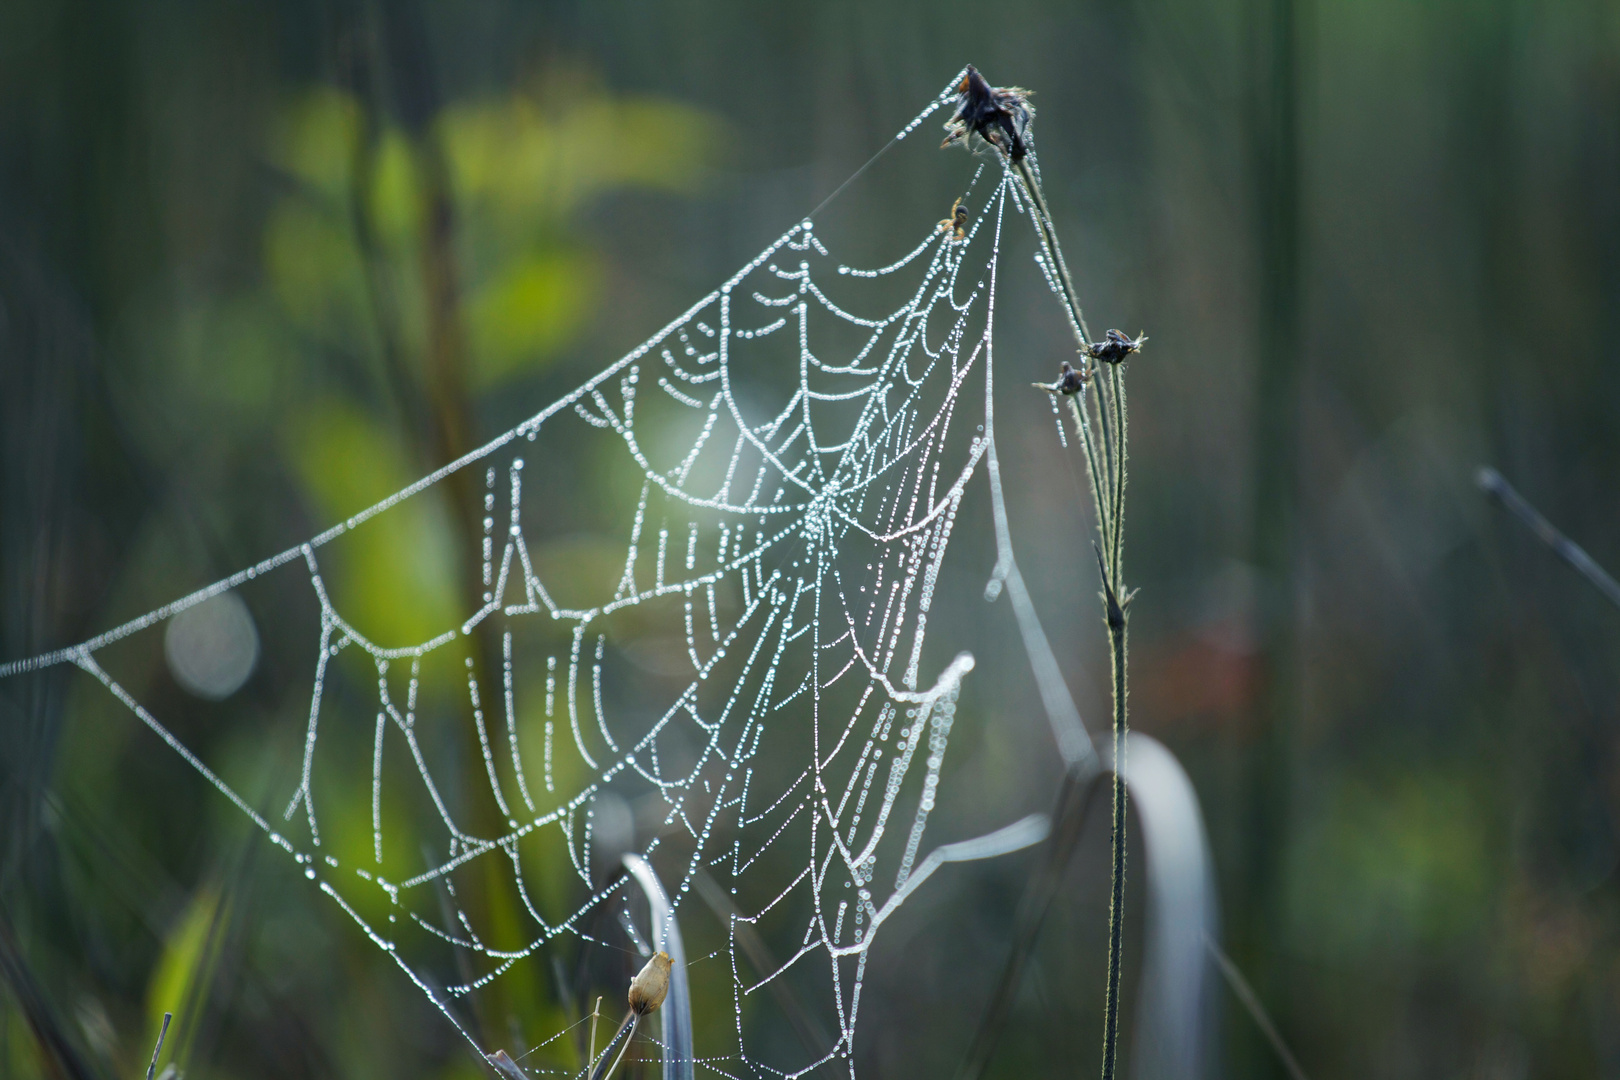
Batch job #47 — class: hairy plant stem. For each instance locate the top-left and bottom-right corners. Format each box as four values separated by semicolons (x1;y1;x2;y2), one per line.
1101;614;1128;1080
1012;153;1131;1080
1107;366;1128;582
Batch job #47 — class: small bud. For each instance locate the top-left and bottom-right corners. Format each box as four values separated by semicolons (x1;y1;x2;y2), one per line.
627;951;672;1016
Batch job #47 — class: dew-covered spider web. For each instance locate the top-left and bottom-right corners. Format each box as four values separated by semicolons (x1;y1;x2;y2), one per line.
1;70;1094;1080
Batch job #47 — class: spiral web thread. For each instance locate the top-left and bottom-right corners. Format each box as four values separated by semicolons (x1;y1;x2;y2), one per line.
1;72;1093;1080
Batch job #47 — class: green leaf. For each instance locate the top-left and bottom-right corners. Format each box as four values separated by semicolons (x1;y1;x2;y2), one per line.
285;401;460;647
467;248;601;386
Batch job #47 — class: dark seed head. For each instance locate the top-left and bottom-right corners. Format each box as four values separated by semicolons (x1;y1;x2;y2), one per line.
941;65;1035;163
1083;330;1147;365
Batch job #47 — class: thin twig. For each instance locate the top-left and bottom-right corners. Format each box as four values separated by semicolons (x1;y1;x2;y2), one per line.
1204;935;1311;1080
1477;467;1620;611
145;1013;172;1080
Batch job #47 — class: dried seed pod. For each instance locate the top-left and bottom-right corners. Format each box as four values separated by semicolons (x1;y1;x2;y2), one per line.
1083;329;1148;365
1056;360;1087;394
628;951;672;1016
1034;359;1089;396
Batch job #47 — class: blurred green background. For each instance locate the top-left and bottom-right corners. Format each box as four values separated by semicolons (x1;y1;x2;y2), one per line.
2;1;1619;1078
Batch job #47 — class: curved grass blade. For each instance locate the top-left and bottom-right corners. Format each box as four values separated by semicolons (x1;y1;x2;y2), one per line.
623;854;694;1080
957;734;1220;1080
1125;734;1217;1080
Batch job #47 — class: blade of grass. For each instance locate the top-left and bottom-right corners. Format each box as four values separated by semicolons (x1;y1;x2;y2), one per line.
144;1013;172;1080
1203;936;1309;1080
0;907;102;1080
1126;735;1216;1080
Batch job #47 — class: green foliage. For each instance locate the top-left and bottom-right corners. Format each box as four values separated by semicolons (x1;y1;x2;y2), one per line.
286;400;460;645
145;887;223;1075
260;82;717;396
1287;774;1493;958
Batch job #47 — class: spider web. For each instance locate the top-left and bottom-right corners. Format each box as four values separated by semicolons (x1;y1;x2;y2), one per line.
2;72;1094;1080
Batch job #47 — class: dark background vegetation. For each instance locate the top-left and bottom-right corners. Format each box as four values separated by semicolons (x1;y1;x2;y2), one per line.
3;1;1619;1078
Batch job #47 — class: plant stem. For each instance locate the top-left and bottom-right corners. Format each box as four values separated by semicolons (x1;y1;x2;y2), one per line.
1107;367;1127;585
1011;153;1131;1080
146;1012;172;1080
588;1012;637;1080
1100;614;1128;1080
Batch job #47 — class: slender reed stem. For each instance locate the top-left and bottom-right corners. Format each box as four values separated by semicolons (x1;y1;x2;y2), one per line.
1477;466;1620;611
1107;365;1128;587
1094;380;1119;528
588;996;603;1073
947;71;1138;1079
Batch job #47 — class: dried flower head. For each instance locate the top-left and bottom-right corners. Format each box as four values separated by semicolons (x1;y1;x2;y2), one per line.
941;66;1035;162
627;951;672;1016
1083;329;1148;365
